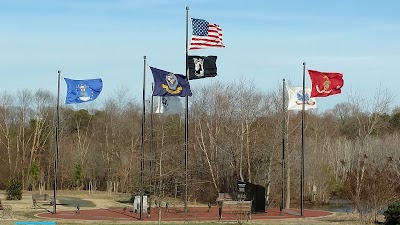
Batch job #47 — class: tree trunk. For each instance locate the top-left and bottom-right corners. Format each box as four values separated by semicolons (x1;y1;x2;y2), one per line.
197;120;219;192
246;120;251;183
239;122;244;182
264;156;272;209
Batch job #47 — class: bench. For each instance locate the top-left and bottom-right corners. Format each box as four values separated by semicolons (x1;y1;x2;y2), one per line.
32;194;54;209
222;200;252;220
1;205;13;219
217;193;234;202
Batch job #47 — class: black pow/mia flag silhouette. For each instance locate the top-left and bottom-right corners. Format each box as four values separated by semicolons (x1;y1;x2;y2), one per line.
188;56;217;80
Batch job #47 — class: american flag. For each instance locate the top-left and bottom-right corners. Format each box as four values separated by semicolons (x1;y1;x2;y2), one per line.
189;18;224;50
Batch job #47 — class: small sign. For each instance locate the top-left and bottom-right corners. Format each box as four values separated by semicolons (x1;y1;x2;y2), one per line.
238;183;246;192
237;183;246;200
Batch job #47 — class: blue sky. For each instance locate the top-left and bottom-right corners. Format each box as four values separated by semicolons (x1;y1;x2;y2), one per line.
1;0;400;112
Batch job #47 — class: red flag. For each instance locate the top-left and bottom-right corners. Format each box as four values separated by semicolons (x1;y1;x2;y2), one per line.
308;70;344;97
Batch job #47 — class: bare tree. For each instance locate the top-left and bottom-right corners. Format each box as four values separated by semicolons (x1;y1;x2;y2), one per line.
0;92;16;177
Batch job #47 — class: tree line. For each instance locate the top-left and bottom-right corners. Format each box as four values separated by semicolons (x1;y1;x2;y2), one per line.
0;80;399;220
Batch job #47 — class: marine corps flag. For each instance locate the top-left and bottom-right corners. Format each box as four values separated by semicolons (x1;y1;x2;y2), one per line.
308;70;344;97
150;66;192;97
188;56;217;80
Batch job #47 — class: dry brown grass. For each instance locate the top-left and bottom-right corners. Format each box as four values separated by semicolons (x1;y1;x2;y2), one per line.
0;190;380;225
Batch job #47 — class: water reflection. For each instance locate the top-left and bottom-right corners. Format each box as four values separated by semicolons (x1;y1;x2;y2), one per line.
304;199;353;213
305;203;353;213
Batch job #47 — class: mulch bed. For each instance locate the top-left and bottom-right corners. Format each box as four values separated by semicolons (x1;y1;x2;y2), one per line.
37;207;332;222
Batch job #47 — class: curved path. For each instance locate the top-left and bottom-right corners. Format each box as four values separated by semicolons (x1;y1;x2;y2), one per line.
37;207;332;222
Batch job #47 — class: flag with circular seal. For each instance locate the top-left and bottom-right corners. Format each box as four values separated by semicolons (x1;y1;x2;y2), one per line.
308;70;344;97
64;78;103;104
150;67;192;97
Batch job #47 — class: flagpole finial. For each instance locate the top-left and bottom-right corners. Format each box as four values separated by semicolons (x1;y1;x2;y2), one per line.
143;56;146;60
283;78;285;82
58;70;61;74
303;62;306;66
186;6;189;10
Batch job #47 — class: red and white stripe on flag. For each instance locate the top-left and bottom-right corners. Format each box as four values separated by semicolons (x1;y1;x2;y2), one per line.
189;23;224;50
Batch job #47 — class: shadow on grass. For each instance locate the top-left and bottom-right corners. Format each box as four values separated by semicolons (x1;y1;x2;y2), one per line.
20;211;41;220
57;196;95;208
117;199;132;204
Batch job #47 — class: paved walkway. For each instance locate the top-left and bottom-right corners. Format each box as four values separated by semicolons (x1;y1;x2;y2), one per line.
37;207;332;222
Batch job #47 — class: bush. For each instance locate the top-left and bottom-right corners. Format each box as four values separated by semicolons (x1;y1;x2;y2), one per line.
384;201;400;225
6;177;22;200
74;164;84;189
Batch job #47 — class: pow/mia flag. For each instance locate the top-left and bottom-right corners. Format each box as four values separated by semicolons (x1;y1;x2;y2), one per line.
188;56;217;80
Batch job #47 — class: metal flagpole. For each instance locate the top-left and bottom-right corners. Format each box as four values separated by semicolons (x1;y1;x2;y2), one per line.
281;78;286;215
184;6;189;213
140;56;147;220
301;62;306;216
53;70;61;214
149;82;154;209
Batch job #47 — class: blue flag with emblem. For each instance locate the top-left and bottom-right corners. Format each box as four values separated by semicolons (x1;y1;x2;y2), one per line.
150;67;192;97
64;78;103;104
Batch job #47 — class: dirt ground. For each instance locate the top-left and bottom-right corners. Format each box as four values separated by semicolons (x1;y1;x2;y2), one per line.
0;190;384;225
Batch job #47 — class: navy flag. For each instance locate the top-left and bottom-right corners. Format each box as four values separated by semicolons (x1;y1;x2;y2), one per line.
150;67;192;97
188;56;217;80
64;78;103;104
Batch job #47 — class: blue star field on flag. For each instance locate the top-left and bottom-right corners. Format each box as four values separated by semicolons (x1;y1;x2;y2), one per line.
192;18;209;36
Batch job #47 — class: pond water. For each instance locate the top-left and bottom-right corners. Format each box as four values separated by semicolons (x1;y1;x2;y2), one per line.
291;199;353;213
304;203;353;213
